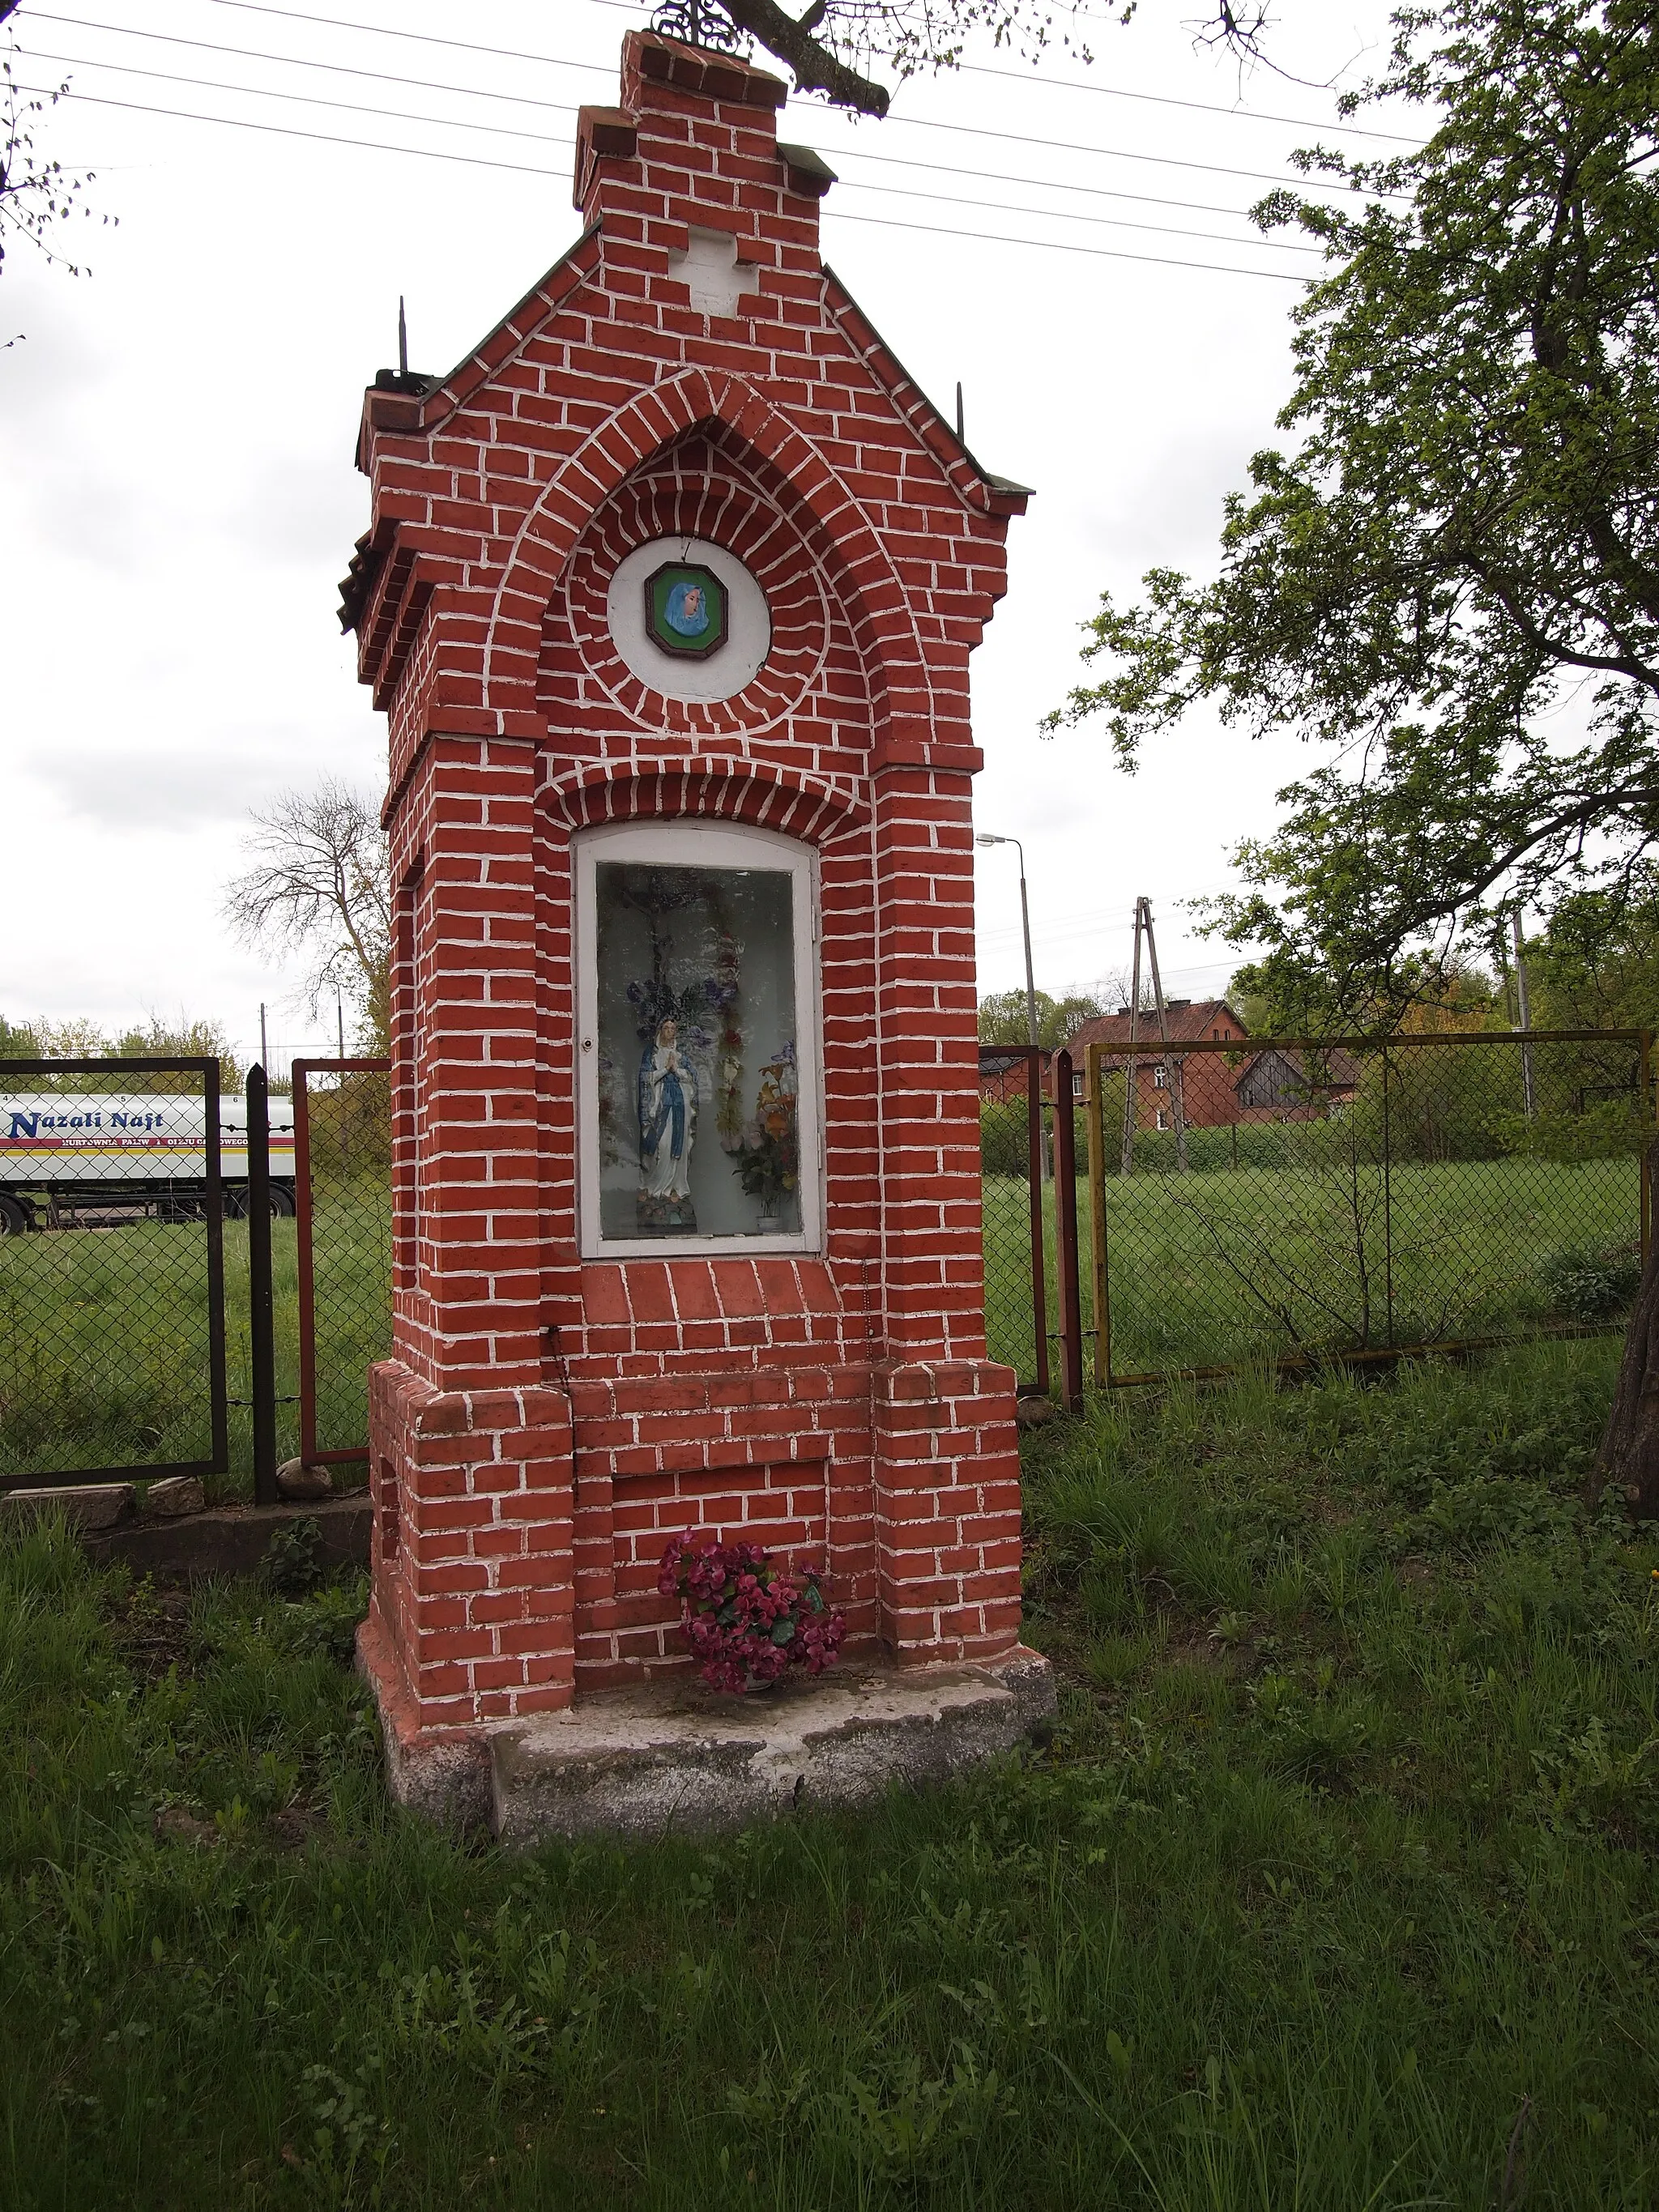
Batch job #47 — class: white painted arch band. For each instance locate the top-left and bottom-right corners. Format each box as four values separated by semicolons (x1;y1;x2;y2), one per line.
605;536;771;703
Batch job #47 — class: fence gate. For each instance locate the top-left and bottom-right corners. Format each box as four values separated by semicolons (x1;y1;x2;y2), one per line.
1082;1027;1656;1387
977;1043;1085;1410
0;1057;228;1491
293;1057;393;1473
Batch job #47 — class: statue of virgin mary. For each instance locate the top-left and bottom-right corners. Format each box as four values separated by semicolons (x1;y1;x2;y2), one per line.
637;1016;698;1231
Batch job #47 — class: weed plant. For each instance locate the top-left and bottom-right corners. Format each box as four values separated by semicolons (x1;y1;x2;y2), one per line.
5;1340;1659;2205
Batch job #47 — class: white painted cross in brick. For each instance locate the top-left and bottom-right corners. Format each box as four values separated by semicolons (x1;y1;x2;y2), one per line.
668;228;760;318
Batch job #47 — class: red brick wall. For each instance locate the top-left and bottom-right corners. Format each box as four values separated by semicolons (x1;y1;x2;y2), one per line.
351;30;1030;1728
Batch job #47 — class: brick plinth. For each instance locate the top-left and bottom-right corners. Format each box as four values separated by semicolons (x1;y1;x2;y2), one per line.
345;28;1038;1754
367;1361;576;1728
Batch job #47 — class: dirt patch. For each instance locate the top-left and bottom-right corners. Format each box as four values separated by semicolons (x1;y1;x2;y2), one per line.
265;1803;332;1852
154;1805;220;1849
109;1583;197;1680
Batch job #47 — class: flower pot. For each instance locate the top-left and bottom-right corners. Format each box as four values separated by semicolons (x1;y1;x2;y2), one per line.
757;1212;781;1232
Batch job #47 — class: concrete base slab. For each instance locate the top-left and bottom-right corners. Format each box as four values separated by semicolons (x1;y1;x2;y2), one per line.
2;1482;134;1531
87;1494;371;1583
359;1620;1056;1842
140;1477;205;1519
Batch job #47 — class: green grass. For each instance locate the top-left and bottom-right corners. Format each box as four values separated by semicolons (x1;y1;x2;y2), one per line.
7;1340;1659;2206
0;1189;391;1491
983;1157;1641;1383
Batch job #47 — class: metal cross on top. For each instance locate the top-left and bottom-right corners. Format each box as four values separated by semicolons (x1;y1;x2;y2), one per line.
651;0;753;57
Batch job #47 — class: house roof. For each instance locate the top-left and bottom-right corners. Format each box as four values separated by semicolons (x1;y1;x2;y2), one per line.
1064;999;1244;1062
1236;1044;1363;1091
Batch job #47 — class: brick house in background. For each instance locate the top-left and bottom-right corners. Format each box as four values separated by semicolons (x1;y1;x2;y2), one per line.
1060;999;1249;1130
978;1046;1052;1102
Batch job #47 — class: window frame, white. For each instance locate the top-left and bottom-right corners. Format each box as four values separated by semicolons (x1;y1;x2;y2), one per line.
572;819;822;1260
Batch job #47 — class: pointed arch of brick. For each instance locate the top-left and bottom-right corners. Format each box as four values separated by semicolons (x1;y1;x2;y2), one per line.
485;369;932;734
539;751;871;846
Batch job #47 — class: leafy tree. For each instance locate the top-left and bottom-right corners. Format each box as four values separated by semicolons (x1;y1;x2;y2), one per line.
977;986;1107;1050
1226;945;1499;1035
0;1012;243;1091
1525;876;1659;1033
1047;0;1659;1508
223;780;390;1051
109;1016;246;1093
1047;0;1659;1028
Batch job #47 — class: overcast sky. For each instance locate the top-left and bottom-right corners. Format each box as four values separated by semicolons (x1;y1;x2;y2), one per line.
0;0;1411;1067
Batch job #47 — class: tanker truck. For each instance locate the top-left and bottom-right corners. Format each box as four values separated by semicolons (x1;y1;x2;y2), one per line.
0;1093;296;1234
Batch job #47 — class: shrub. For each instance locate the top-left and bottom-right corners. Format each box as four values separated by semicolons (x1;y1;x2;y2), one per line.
1538;1243;1643;1323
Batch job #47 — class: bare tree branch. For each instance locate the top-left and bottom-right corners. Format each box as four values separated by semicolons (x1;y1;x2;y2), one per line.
223;780;390;1046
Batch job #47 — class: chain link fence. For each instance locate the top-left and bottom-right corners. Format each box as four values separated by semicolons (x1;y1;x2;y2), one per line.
1081;1029;1653;1385
979;1047;1052;1390
295;1059;392;1475
0;1058;229;1487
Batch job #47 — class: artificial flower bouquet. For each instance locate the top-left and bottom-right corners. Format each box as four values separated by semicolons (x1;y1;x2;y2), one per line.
658;1534;846;1694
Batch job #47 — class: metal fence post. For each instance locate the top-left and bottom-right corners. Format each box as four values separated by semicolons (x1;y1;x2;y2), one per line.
1643;1031;1655;1265
292;1062;318;1473
204;1073;229;1479
245;1064;279;1507
1024;1046;1051;1396
1085;1041;1110;1387
1052;1050;1085;1413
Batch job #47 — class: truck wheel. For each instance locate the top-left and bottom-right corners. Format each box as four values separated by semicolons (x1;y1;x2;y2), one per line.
0;1192;33;1237
226;1186;296;1220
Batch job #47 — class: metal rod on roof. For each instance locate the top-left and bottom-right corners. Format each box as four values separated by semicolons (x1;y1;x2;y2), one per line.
955;381;965;442
398;295;408;378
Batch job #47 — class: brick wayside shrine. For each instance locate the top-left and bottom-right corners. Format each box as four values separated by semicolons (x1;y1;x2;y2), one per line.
340;25;1054;1837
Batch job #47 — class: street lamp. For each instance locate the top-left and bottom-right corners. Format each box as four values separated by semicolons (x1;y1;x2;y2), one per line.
975;833;1040;1053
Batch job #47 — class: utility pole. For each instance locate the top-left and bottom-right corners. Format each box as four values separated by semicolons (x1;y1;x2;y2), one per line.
1120;904;1145;1177
1512;906;1536;1121
1141;897;1188;1170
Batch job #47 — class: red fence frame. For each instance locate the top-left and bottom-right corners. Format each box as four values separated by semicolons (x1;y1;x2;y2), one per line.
292;1055;390;1471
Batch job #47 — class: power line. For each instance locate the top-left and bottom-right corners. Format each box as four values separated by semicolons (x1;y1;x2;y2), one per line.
21;47;576;143
955;58;1424;147
185;0;1403;197
30;10;1354;228
565;0;1422;143
11;81;573;175
834;176;1321;255
795;140;1326;222
830;207;1307;281
28;12;599;113
18;47;1324;255
202;0;616;76
835;107;1405;198
18;79;1315;279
